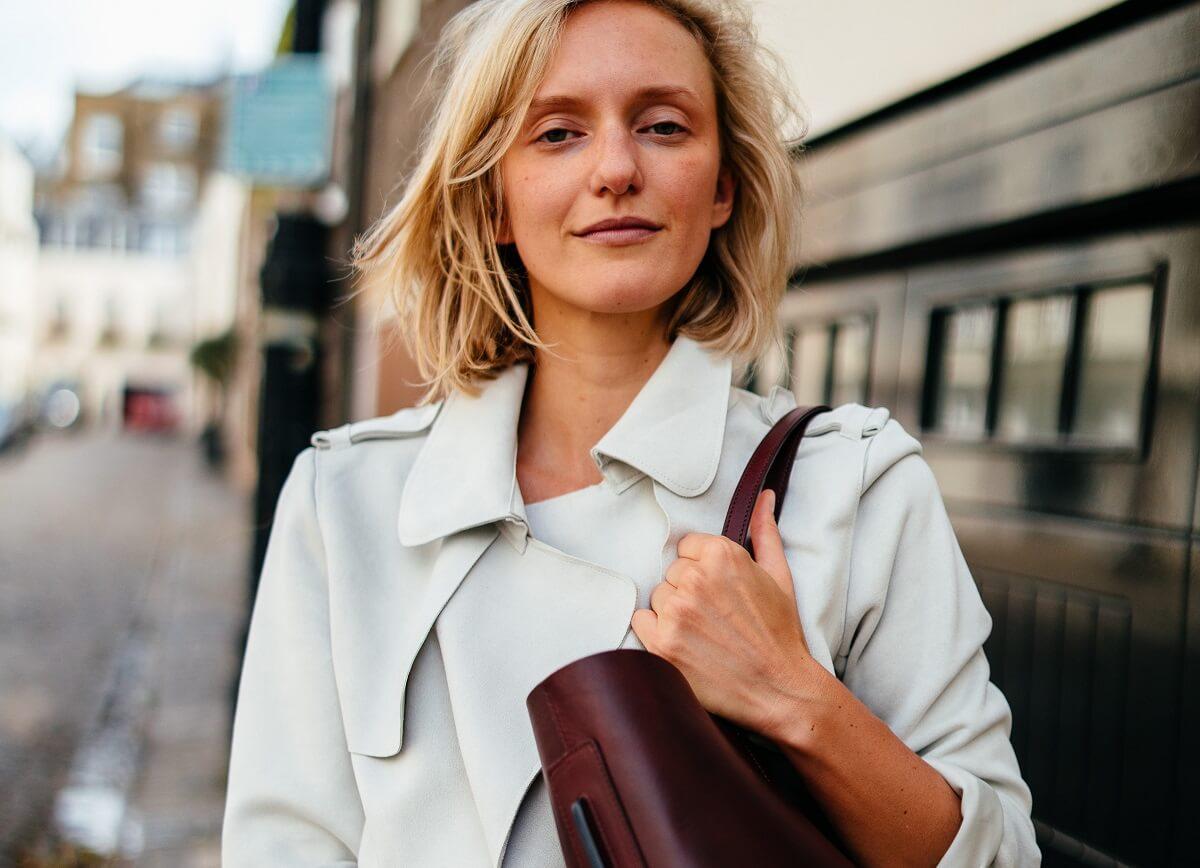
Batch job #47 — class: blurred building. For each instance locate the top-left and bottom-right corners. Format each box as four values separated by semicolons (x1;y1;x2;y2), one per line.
324;0;474;420
753;2;1200;866
31;80;246;434
0;135;39;439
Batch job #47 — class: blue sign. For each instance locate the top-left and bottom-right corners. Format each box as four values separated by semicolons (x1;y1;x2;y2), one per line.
221;56;333;187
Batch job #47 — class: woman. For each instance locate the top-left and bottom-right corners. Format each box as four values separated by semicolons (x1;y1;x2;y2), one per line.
222;0;1039;865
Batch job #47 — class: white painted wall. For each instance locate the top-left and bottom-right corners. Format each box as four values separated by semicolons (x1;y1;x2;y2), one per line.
372;0;422;82
749;0;1122;137
34;249;195;430
190;171;249;338
0;137;38;409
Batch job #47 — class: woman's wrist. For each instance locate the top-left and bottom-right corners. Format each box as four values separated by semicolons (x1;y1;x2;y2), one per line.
756;655;848;758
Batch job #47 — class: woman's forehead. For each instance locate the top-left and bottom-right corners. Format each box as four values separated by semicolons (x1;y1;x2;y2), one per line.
530;2;714;111
525;84;706;118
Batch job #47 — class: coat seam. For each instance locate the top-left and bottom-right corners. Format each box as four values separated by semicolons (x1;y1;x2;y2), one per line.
836;436;873;666
311;448;361;781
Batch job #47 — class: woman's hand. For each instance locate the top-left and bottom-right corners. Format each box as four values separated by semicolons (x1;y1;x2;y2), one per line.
633;486;965;867
630;488;822;738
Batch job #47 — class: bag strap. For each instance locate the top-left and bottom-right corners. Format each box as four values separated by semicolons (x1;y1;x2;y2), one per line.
721;405;830;556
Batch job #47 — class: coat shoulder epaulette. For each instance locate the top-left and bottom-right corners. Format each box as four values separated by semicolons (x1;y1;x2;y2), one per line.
310;401;443;451
758;385;891;441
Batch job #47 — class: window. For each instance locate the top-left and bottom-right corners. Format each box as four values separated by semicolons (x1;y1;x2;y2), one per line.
46;297;69;340
746;324;793;395
924;278;1157;450
791;326;830;405
932;304;995;437
159;106;198;151
829;316;872;406
996;294;1074;442
1074;285;1155;446
760;313;874;406
141;221;186;256
81;113;123;178
39;214;65;247
98;296;122;348
140;162;197;213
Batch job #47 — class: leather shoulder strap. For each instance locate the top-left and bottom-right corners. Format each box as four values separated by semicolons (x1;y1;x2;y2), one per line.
721;405;830;553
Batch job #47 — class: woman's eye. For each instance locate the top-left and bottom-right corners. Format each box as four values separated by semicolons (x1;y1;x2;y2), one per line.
646;121;685;136
537;128;578;144
535;122;685;144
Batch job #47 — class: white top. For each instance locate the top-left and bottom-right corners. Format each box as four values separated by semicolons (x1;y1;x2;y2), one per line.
504;475;659;864
523;475;663;650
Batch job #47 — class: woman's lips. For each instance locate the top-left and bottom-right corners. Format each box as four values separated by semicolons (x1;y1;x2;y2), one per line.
576;226;662;246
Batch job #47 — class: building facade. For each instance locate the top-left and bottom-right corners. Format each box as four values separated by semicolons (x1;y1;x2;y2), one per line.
0;136;39;438
32;80;245;434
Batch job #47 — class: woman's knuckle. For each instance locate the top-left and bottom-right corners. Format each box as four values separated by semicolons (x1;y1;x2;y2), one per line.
657;625;682;656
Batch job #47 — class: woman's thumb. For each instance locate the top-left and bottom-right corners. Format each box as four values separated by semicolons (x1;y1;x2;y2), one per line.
749;489;793;597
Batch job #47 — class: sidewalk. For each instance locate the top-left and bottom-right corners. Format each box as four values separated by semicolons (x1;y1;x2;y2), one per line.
0;431;251;866
122;441;251;867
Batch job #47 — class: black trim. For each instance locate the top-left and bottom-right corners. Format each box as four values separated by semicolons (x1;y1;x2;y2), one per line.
1135;263;1169;462
985;299;1008;437
922;309;948;430
1059;288;1090;436
822;321;838;405
789;177;1200;284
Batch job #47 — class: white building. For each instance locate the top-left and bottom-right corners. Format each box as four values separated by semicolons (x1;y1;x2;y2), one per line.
0;136;38;423
31;82;249;435
32;244;195;430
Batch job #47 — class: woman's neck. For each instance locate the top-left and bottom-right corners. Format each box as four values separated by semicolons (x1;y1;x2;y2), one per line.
516;319;672;504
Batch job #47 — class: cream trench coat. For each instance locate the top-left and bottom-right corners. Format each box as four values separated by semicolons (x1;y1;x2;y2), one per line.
222;334;1040;867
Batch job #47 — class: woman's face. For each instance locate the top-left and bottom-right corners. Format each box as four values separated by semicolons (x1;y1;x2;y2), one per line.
497;0;735;330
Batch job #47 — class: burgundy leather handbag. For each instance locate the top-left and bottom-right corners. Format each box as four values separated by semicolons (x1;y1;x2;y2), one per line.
525;404;855;868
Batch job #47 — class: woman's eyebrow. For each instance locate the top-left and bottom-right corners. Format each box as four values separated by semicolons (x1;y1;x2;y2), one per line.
525;85;701;117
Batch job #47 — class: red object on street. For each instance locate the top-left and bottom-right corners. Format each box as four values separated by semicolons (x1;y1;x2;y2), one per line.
123;387;179;433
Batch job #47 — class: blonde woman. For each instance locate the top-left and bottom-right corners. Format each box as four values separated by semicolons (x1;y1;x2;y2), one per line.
222;0;1039;865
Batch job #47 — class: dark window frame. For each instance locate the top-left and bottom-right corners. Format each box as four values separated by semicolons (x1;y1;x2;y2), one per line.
776;310;876;408
921;267;1164;458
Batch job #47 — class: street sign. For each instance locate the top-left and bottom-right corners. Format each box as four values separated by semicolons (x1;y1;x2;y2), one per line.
220;55;333;188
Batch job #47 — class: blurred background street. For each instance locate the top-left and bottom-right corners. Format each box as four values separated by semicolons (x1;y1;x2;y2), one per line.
0;432;248;864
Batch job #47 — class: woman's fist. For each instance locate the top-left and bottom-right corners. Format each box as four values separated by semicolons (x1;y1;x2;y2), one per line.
630;488;814;738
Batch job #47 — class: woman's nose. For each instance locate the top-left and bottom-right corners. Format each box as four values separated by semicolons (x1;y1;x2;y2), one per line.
588;127;642;197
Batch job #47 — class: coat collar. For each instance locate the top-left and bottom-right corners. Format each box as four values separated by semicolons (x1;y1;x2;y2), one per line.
397;333;734;547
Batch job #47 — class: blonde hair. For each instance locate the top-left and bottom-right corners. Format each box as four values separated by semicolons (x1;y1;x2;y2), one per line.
351;0;808;404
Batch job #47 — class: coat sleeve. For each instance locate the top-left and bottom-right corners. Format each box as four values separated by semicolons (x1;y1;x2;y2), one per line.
839;419;1040;867
222;447;364;867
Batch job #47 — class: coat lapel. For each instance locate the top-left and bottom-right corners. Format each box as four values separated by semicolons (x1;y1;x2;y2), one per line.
396;334;735;545
391;334;737;866
397;361;528;548
436;536;636;866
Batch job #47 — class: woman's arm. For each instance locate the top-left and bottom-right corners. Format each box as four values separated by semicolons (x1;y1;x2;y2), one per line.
761;442;1037;868
766;641;966;866
634;419;1037;867
222;448;364;867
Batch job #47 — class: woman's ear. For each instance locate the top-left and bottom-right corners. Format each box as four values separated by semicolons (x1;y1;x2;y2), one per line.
711;165;737;230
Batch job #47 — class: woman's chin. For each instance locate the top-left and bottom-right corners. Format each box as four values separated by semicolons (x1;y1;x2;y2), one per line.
542;275;673;314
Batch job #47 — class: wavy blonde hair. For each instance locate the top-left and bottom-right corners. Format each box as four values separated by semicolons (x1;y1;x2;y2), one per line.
351;0;807;404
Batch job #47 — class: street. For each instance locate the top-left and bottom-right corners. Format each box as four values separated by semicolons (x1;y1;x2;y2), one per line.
0;430;251;865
